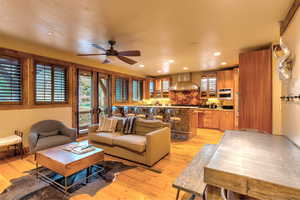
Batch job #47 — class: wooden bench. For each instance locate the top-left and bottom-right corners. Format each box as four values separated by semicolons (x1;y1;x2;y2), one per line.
172;144;218;200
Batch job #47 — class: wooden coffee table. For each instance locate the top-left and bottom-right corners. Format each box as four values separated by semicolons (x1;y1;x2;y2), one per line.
36;140;104;194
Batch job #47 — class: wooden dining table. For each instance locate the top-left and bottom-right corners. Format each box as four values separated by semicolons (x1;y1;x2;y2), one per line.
204;130;300;200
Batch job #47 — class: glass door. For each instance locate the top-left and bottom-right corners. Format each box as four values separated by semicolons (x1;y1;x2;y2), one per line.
78;70;93;134
76;70;111;135
97;74;110;119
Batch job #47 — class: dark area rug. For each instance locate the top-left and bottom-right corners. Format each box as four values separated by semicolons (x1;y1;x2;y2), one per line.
0;161;136;200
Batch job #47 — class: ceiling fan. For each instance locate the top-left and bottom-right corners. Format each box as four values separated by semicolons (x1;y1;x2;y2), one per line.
77;40;141;65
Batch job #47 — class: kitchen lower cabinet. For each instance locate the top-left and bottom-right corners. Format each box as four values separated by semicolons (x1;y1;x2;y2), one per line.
198;110;235;130
219;111;234;131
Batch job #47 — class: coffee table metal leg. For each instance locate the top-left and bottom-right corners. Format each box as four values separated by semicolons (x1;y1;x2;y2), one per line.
86;167;91;184
64;176;67;194
176;189;180;200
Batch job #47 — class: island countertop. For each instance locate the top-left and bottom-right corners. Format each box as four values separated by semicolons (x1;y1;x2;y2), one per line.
113;105;234;111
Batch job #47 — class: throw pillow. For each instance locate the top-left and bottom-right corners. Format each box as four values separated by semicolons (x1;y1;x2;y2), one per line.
112;116;126;132
97;117;118;133
134;118;162;136
38;130;59;138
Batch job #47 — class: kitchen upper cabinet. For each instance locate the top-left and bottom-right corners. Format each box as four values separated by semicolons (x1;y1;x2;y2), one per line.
217;70;234;90
239;49;272;134
200;73;217;99
148;77;170;98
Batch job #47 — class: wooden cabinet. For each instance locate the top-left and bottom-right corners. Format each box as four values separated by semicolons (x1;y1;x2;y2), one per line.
217;70;234;90
219;111;234;131
148;77;170;98
200;73;217;99
198;110;235;130
239;49;272;133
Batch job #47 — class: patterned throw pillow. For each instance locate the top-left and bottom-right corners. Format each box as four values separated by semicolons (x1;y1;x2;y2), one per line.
97;117;118;133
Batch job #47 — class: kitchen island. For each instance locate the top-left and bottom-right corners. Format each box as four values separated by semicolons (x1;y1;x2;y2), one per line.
113;105;199;139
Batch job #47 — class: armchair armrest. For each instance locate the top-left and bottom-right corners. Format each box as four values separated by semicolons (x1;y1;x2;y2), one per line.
61;127;77;141
28;132;39;153
88;124;99;133
146;127;171;166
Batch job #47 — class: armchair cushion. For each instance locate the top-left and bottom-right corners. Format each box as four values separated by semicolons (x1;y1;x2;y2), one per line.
113;135;146;153
38;130;59;138
35;135;72;152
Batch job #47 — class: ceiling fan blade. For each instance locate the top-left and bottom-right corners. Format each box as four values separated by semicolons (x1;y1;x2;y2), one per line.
102;58;110;64
117;56;137;65
77;53;106;56
118;50;141;57
91;44;107;52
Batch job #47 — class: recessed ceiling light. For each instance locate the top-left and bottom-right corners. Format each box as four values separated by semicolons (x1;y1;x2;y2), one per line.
183;67;188;70
47;32;53;36
213;52;221;56
221;62;227;65
168;59;175;63
139;64;144;68
157;70;162;73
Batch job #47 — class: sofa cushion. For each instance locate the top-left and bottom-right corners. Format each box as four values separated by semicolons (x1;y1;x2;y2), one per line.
113;135;146;153
38;130;59;138
89;132;122;145
35;135;72;151
134;118;162;136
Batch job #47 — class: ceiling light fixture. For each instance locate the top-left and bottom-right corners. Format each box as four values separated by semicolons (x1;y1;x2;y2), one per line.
157;70;162;73
139;64;144;68
213;52;221;56
47;32;53;36
168;59;175;63
183;67;188;70
221;62;227;65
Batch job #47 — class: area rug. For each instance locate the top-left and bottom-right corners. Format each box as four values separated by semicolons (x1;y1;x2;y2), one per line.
0;161;136;200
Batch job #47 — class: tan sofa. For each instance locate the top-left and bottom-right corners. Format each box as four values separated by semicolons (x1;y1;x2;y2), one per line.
88;118;171;166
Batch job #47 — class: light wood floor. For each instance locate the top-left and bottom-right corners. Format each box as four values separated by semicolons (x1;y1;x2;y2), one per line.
0;129;223;200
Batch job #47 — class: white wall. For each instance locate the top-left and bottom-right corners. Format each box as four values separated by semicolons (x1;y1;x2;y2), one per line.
0;107;72;147
281;9;300;146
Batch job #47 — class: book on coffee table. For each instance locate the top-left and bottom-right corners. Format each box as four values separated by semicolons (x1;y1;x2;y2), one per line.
62;143;95;154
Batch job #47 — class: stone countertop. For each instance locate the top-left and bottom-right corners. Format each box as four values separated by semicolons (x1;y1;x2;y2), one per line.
113;105;234;111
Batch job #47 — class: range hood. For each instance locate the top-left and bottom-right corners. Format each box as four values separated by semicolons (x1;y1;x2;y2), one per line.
169;73;199;91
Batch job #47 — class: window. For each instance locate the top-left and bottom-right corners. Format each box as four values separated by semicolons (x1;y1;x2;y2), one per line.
35;62;68;104
0;56;22;104
115;77;129;102
132;80;143;101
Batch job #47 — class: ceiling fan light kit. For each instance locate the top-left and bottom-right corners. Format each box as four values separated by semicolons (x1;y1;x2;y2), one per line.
77;40;141;65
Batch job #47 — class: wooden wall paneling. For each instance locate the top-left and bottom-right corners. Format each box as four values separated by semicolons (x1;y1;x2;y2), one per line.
71;65;78;129
111;75;116;105
92;71;98;124
239;49;272;133
128;77;133;103
280;0;300;36
233;68;239;129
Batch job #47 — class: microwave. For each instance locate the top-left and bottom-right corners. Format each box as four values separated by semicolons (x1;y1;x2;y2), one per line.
218;88;232;99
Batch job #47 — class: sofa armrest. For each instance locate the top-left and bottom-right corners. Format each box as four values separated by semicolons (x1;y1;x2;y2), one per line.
146;127;171;166
28;131;39;153
88;124;99;133
61;127;77;141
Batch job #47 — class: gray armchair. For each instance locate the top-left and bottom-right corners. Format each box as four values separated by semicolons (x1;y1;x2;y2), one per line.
28;120;76;153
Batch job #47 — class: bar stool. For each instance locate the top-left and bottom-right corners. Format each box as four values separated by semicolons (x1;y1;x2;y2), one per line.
151;107;164;121
124;106;135;117
134;107;146;118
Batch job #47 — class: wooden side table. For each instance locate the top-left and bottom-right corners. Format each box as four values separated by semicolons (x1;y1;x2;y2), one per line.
0;130;24;159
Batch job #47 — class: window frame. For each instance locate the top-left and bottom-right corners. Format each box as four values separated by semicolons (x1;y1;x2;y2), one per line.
0;55;24;105
34;60;69;105
132;79;143;102
115;77;129;103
